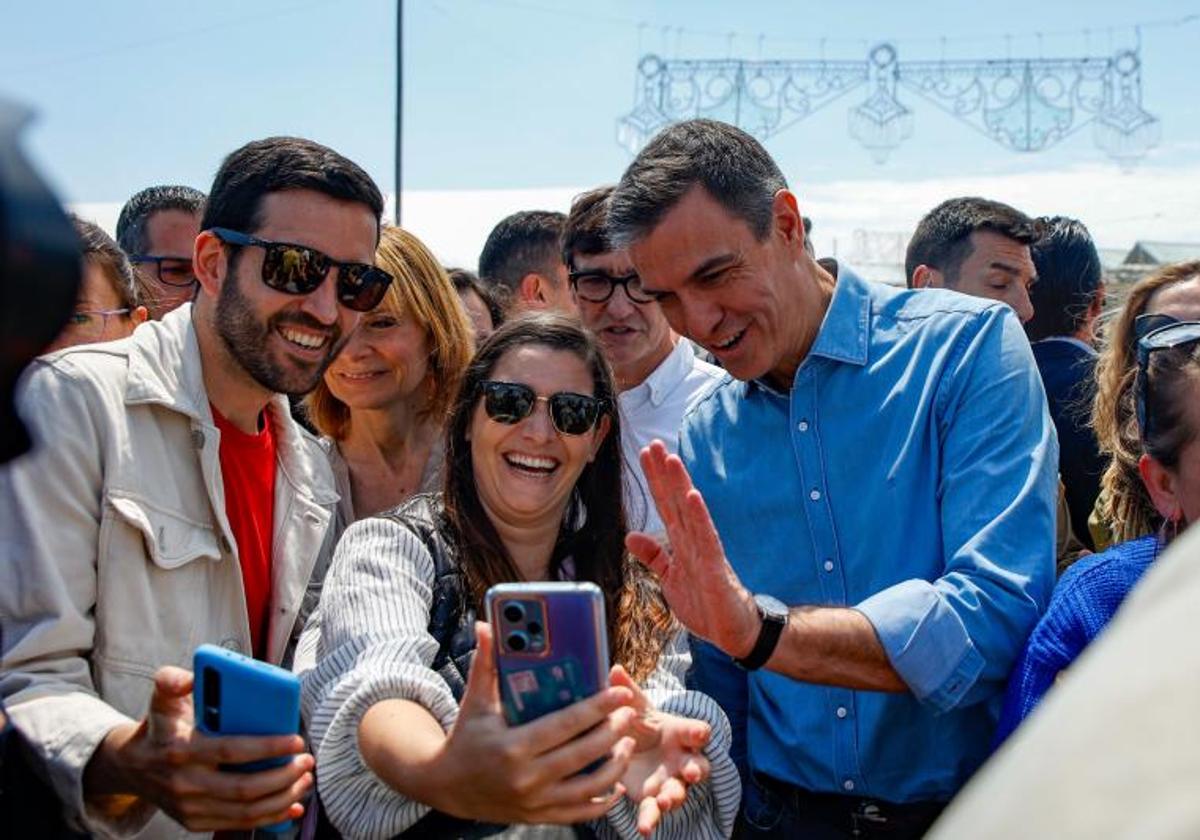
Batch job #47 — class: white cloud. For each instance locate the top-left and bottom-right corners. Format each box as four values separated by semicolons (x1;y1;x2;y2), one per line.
73;162;1199;276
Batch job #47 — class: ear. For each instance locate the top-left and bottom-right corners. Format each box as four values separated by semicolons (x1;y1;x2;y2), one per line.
193;229;228;299
131;305;149;327
771;190;805;251
1087;288;1106;320
518;272;545;306
588;413;611;462
1138;452;1182;523
911;264;943;290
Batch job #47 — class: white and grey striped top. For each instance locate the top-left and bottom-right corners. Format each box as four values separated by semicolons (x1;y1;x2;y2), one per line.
297;515;741;840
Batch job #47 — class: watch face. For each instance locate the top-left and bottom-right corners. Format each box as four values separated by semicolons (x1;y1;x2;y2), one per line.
754;593;789;620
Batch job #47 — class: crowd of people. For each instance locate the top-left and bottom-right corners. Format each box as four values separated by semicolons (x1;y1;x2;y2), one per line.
0;117;1197;839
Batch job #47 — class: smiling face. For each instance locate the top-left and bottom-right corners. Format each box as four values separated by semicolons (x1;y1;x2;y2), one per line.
323;302;431;412
572;249;674;390
208;189;377;395
468;344;608;533
629;185;825;388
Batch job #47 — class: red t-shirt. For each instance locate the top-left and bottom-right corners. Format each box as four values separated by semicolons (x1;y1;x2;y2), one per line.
211;404;276;660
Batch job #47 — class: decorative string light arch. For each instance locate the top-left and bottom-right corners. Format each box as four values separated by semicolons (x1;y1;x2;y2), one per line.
617;42;1160;169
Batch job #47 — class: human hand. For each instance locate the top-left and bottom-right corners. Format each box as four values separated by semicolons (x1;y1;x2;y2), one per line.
626;440;761;659
428;622;640;825
608;665;711;836
84;666;312;831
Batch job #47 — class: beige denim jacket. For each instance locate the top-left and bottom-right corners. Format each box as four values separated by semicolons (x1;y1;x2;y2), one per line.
0;305;338;838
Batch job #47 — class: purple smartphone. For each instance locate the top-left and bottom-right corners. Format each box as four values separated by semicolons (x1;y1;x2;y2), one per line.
485;582;609;726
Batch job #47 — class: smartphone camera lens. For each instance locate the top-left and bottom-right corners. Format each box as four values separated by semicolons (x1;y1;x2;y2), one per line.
506;631;529;652
526;621;542;637
503;602;525;624
202;666;221;731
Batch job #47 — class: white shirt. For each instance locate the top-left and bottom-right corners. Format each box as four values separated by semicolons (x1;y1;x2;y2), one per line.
618;339;725;534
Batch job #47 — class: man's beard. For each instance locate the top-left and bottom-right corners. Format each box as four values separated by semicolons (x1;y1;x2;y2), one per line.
215;270;344;396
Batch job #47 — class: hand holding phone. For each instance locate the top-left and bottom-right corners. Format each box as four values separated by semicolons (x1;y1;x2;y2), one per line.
82;664;313;833
409;620;638;827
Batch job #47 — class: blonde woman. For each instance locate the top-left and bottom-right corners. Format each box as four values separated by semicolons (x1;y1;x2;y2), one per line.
306;227;474;525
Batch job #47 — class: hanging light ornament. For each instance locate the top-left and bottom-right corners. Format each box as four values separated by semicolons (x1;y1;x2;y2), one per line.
848;45;913;164
1093;51;1161;171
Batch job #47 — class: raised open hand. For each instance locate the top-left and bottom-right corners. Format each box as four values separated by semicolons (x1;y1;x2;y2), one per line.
625;440;761;659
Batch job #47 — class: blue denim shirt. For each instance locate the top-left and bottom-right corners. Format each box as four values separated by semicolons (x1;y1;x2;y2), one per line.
682;267;1057;803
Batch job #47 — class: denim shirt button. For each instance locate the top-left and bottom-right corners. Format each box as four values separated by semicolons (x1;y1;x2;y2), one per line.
797;420;809;432
809;489;821;501
823;560;835;572
836;706;848;719
843;779;855;791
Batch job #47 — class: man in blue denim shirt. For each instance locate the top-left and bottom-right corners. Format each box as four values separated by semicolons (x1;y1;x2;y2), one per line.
611;119;1057;838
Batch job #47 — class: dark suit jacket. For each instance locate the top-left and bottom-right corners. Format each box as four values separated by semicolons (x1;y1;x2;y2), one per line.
1032;338;1104;550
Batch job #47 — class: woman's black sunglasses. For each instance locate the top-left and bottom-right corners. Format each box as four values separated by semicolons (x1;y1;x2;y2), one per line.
210;227;393;312
479;381;607;436
1135;320;1200;440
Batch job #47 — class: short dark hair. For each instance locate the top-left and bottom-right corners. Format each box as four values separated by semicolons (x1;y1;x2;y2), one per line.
904;197;1040;288
562;185;615;268
71;214;140;308
1024;216;1104;341
447;266;504;328
477;210;566;301
608;118;787;248
200;136;383;236
115;185;206;256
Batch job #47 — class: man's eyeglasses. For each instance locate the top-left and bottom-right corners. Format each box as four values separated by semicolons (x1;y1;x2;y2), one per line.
479;380;607;436
568;269;657;304
209;227;393;312
129;255;196;288
64;308;131;339
1135;320;1200;441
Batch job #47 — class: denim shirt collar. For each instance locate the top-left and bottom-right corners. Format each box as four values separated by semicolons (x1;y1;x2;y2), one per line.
749;261;872;396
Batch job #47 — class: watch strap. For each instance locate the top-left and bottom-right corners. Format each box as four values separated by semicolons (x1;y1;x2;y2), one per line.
734;601;786;671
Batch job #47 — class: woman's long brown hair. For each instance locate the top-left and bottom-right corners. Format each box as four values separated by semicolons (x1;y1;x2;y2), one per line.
441;312;674;682
1093;261;1200;541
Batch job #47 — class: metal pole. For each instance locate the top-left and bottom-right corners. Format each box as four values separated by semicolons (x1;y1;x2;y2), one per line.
394;0;403;226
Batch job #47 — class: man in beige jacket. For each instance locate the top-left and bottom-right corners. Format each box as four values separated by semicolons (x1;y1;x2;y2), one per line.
0;136;389;837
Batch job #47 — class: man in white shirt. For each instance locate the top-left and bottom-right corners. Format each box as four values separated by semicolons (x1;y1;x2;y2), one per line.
563;186;723;533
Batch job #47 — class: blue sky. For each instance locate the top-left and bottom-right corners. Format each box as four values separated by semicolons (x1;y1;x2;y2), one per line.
4;1;1198;263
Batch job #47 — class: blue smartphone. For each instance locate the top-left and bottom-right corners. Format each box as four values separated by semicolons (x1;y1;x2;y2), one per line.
485;582;609;727
192;644;302;833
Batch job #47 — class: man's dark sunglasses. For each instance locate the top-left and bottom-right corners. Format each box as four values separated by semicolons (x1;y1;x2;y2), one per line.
479;380;607;436
568;269;657;304
1135;320;1200;441
209;227;393;312
129;255;196;288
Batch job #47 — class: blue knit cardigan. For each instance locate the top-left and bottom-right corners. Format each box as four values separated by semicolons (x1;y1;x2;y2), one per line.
993;534;1161;746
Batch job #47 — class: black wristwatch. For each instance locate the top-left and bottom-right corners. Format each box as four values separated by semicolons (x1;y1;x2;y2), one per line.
734;594;788;671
